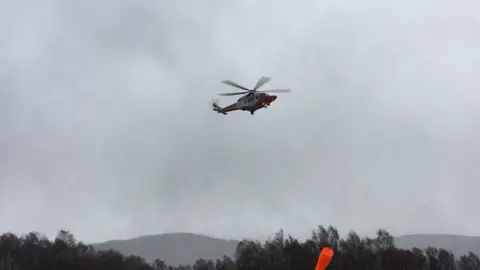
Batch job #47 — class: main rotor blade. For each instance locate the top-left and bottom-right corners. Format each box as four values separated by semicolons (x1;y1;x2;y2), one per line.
252;76;272;91
218;91;249;96
257;89;290;93
222;80;251;91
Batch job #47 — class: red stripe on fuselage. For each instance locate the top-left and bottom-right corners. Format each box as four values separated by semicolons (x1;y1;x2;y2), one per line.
222;103;237;112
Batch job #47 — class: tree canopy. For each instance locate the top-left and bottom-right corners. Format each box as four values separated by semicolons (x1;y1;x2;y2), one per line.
0;226;478;270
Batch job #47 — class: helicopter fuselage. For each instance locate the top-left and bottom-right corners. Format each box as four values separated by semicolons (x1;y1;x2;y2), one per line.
215;92;277;115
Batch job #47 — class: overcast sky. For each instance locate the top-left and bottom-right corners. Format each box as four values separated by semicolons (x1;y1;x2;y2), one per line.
0;0;479;243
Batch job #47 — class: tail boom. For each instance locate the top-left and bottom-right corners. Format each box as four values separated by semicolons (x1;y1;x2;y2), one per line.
212;101;237;115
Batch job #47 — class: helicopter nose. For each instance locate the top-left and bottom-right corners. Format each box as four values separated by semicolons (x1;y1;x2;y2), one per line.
271;95;277;101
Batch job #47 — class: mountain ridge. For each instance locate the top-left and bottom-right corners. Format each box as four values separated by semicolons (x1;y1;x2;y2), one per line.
92;232;480;266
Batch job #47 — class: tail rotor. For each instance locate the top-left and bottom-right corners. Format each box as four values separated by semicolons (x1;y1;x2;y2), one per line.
211;100;227;115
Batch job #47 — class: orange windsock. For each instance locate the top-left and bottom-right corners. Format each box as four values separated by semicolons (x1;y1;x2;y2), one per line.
315;247;334;270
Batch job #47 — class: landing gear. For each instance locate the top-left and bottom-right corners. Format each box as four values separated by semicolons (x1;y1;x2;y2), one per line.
250;111;254;115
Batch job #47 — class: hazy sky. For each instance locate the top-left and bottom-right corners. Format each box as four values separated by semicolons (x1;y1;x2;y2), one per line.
1;0;479;243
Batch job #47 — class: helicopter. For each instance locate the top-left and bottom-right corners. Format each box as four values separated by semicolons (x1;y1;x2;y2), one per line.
212;76;290;115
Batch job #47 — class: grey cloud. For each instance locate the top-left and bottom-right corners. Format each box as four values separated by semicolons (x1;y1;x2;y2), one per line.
0;0;479;243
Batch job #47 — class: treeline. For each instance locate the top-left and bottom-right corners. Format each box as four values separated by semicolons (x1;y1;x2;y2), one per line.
0;227;479;270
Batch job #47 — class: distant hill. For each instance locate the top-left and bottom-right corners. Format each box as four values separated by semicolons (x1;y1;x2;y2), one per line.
394;234;480;257
92;233;480;266
92;233;238;266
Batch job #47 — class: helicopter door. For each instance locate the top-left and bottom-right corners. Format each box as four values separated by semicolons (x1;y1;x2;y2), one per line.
246;95;254;104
